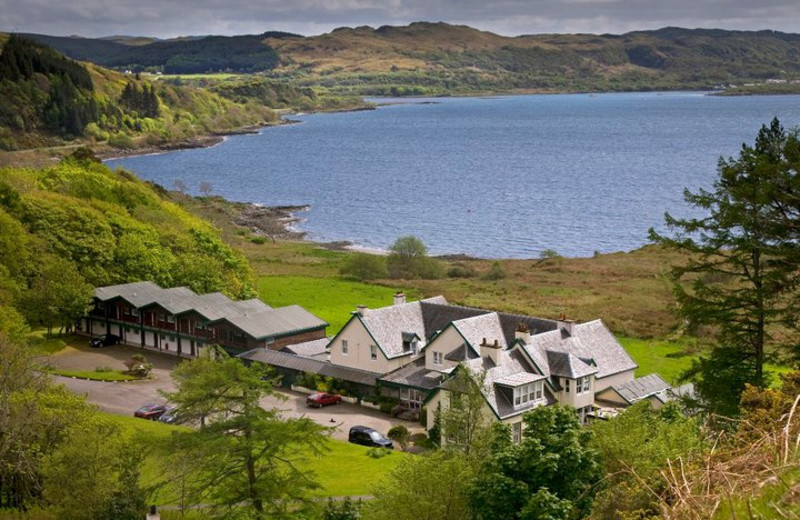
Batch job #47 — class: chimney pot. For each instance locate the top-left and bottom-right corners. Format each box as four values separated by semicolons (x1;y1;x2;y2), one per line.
393;292;406;306
355;305;368;317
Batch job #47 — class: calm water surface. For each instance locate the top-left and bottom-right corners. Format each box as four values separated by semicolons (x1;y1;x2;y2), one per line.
107;92;800;258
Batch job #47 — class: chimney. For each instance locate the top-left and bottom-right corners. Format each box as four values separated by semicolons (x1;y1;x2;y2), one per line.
146;505;160;520
355;305;368;317
556;314;575;337
515;322;531;344
480;338;502;366
393;292;406;306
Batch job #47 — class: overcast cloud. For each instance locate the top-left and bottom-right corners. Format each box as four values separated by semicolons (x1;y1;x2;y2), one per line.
1;0;798;39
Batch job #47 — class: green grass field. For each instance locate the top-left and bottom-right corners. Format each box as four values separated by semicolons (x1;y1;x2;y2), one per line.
258;275;421;333
27;329;83;355
103;413;404;502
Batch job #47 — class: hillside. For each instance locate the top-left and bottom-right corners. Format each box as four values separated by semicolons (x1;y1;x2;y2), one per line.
0;153;255;337
22;23;800;95
0;36;366;156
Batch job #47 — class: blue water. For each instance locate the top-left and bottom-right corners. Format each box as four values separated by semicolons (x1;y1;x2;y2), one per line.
107;92;800;258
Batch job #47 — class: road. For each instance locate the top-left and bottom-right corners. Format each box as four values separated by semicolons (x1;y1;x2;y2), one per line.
50;342;423;441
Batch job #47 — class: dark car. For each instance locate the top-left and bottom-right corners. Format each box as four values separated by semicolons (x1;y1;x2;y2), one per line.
134;403;168;420
158;406;183;425
90;333;120;348
306;392;342;408
348;426;393;449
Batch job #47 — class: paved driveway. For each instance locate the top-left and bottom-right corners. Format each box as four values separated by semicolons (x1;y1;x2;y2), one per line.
48;343;423;441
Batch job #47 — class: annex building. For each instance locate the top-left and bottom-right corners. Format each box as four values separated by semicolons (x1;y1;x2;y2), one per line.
81;281;328;357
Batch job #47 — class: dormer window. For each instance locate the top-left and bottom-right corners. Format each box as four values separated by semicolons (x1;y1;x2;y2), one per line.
402;332;418;352
513;381;544;408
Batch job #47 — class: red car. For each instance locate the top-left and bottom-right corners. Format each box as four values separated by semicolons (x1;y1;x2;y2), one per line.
134;403;168;420
306;392;342;408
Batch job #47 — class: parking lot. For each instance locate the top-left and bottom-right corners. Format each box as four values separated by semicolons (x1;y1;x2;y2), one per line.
47;341;423;441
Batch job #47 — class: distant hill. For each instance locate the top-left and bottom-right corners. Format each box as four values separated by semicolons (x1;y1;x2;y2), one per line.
20;23;800;94
22;32;280;74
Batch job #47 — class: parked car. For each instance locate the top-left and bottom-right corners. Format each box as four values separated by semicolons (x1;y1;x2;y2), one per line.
306;392;342;408
348;426;393;449
158;406;183;425
134;403;168;420
90;333;120;348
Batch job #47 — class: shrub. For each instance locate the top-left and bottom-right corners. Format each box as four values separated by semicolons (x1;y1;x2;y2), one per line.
388;425;411;451
250;236;267;245
94;366;113;373
123;354;153;378
108;132;135;149
340;252;389;281
482;261;507;281
366;447;392;459
447;263;476;278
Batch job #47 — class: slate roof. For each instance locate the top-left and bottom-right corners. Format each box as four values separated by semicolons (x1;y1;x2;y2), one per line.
613;373;672;404
94;282;326;340
523;320;637;379
281;337;330;360
239;349;381;387
452;313;508;350
546;350;598;379
379;358;444;391
460;348;555;420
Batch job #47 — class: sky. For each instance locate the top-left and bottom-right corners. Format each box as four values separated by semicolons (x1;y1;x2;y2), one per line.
1;0;799;39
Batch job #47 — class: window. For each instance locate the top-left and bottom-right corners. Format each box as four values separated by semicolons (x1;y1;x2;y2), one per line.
564;378;570;393
433;351;443;365
513;381;544;408
131;308;139;317
576;376;591;395
123;308;131;316
195;321;204;330
512;422;522;444
341;339;349;355
370;345;378;360
166;315;175;323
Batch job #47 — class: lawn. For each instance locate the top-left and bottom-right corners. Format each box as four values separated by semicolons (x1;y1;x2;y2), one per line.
27;329;85;355
258;275;421;333
49;368;138;381
102;413;405;502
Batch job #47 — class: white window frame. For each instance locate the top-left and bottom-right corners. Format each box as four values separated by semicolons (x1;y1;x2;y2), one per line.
513;381;544;409
433;351;443;365
512;422;522;444
131;308;139;317
576;376;591;395
167;315;175;323
341;339;349;355
370;345;378;361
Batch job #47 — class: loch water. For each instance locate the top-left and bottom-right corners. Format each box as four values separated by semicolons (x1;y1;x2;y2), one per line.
107;92;800;258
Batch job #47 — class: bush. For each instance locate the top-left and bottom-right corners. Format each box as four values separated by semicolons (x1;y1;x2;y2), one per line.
482;261;507;281
447;263;476;278
340;253;388;281
378;396;401;414
94;366;113;373
366;447;392;459
388;425;411;451
123;353;152;378
108;132;135;149
250;236;267;245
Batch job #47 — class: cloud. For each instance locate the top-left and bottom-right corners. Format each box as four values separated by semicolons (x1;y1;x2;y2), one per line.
1;0;798;38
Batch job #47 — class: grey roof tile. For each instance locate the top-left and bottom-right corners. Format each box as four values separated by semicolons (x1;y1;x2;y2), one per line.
546;350;598;378
95;282;326;340
281;337;330;359
614;373;672;404
239;348;381;386
523;320;637;379
379;358;444;390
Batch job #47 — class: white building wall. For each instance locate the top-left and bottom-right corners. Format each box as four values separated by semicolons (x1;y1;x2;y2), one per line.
595;369;636;393
329;318;404;373
424;326;468;372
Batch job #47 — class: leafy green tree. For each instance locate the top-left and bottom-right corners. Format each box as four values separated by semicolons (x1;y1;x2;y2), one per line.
41;420;146;520
160;348;330;519
340;252;388;281
468;405;600;520
650;118;800;415
362;451;474;520
440;368;491;455
482;261;507;280
588;401;703;520
387;235;442;279
387;424;410;451
18;255;93;337
322;497;361;520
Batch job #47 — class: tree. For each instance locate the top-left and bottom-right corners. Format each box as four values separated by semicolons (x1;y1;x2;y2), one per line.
362;451;474;520
650;118;800;415
198;181;213;197
439;368;491;455
588;401;704;520
18;255;93;337
386;235;443;279
159;348;330;519
172;178;188;193
468;405;600;520
387;424;410;451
